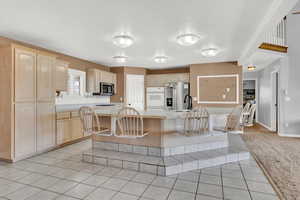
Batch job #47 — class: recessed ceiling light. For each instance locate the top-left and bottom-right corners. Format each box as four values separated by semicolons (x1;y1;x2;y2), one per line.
201;48;219;57
113;55;128;63
112;35;134;48
248;65;256;71
176;33;200;46
154;55;168;63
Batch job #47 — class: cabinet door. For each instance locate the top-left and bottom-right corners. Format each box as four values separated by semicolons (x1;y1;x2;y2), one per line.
55;60;69;91
87;69;100;93
37;102;55;152
100;70;113;83
14;48;36;102
15;103;36;159
71;117;83;140
56;119;71;145
37;54;55;101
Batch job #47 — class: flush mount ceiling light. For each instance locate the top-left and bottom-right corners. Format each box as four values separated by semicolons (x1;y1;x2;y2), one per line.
176;33;200;46
112;35;134;48
248;65;256;71
201;48;219;57
112;55;128;63
154;55;168;63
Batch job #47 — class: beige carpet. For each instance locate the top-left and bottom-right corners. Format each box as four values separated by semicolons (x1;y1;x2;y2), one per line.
242;124;300;200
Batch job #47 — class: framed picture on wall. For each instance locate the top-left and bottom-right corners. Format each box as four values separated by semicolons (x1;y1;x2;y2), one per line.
197;74;239;104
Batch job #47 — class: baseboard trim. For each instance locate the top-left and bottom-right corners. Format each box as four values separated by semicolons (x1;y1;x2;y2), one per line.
56;135;91;149
0;157;13;163
277;132;300;138
256;121;273;131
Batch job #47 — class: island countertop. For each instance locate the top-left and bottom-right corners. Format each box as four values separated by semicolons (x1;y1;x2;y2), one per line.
56;103;233;120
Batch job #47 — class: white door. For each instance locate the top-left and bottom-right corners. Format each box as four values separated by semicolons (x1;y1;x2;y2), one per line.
271;71;279;132
126;74;145;110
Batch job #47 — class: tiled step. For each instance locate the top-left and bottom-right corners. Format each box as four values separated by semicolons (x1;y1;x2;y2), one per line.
93;132;228;157
82;145;250;176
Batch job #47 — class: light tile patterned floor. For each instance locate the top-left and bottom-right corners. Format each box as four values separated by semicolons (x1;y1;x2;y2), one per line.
0;140;278;200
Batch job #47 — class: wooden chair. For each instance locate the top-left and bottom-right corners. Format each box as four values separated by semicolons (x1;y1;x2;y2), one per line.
115;107;149;138
241;102;251;125
214;105;242;133
79;106;112;137
244;104;256;127
183;106;209;136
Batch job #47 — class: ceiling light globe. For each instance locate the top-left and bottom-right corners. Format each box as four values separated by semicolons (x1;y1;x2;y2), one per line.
113;35;134;48
201;48;219;57
176;34;200;46
154;56;168;63
113;55;128;63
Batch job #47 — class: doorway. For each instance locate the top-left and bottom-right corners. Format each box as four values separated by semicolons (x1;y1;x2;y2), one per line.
126;74;145;110
271;71;279;132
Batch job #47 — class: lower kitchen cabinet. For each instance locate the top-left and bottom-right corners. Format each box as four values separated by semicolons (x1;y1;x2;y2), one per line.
56;119;72;145
56;111;84;145
71;118;83;140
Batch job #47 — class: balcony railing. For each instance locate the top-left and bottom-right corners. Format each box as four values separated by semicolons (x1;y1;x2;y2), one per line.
259;17;288;53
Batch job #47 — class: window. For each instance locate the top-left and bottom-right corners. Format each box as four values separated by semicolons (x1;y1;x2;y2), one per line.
66;69;86;96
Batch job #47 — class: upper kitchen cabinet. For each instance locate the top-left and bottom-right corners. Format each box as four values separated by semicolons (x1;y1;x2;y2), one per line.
87;68;116;93
101;70;115;83
55;59;69;91
14;48;36;103
37;53;56;101
87;68;100;93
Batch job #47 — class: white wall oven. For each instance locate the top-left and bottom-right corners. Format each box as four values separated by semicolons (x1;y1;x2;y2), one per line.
146;87;165;110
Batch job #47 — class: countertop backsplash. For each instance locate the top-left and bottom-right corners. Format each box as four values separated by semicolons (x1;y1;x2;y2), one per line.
56;95;110;105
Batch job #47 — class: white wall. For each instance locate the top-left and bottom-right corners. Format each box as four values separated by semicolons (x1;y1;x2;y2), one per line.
243;71;258;80
252;12;300;136
256;60;280;129
278;13;300;136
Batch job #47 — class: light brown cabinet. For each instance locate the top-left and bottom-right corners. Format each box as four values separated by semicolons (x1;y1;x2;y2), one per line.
71;118;83;140
14;48;36;102
55;60;69;91
56;111;84;145
87;68;116;93
14;103;36;159
37;54;55;101
37;102;55;152
0;44;57;161
56;119;71;145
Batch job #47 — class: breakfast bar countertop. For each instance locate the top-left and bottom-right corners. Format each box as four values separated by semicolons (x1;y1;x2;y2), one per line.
55;103;234;120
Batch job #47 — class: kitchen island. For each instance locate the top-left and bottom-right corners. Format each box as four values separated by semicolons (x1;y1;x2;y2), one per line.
55;103;239;148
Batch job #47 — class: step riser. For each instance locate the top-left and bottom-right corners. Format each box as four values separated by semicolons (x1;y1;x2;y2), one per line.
82;151;250;176
93;141;228;157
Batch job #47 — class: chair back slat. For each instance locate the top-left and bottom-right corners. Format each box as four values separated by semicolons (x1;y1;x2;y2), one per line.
183;107;209;136
116;107;147;138
225;105;243;131
79;106;94;135
79;106;111;136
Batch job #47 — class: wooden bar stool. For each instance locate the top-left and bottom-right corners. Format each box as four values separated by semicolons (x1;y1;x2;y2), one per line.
183;106;209;136
79;106;111;136
115;107;149;138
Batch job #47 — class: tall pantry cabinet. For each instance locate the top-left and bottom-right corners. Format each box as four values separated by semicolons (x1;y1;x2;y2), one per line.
0;44;56;162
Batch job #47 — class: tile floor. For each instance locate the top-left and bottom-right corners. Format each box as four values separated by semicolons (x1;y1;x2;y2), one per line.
0;140;278;200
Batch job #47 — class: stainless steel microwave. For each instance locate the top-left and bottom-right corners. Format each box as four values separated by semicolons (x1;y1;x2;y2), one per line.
93;82;115;96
